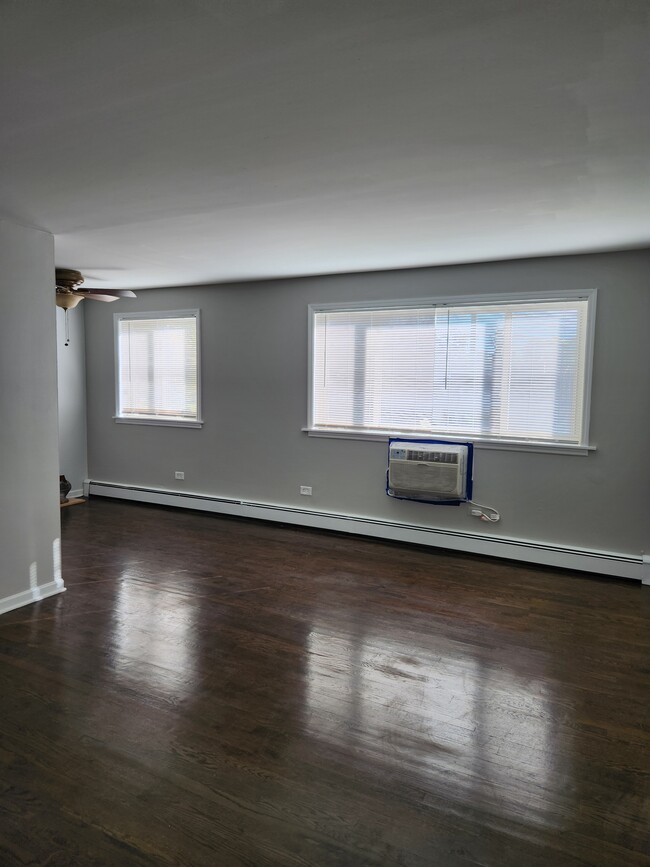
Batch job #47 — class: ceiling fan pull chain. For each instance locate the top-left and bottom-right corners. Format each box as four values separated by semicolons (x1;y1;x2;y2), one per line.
64;308;70;347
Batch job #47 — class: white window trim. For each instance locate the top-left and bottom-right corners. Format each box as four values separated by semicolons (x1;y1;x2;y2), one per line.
301;427;595;455
114;417;203;429
114;309;203;428
306;289;597;454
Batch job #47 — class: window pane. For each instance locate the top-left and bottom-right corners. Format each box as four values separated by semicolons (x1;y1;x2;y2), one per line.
312;298;589;443
117;314;198;421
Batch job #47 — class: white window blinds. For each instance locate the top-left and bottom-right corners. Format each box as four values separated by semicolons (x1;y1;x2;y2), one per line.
311;296;593;444
116;312;199;423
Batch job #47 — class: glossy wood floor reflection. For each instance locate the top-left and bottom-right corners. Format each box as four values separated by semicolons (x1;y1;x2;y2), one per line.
1;500;649;866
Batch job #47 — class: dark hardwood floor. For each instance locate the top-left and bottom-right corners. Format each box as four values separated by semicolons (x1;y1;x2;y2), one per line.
1;498;649;866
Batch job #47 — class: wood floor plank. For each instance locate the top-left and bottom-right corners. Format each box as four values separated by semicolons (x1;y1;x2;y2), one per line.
0;498;648;865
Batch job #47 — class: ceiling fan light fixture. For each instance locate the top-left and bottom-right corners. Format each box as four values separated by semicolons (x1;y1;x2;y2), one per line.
55;292;85;310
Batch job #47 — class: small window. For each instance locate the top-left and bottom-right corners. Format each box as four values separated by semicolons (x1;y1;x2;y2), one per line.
309;292;595;446
115;310;201;427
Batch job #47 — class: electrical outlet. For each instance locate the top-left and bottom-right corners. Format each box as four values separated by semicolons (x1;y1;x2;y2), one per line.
175;471;185;480
300;485;312;496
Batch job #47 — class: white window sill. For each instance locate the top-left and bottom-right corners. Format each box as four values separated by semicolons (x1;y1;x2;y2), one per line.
302;428;595;456
114;416;203;429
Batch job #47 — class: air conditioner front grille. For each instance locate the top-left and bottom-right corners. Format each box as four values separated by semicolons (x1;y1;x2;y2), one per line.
406;450;458;463
388;440;471;502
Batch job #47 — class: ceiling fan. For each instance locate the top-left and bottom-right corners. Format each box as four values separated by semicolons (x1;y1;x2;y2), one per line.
56;268;136;346
55;268;136;309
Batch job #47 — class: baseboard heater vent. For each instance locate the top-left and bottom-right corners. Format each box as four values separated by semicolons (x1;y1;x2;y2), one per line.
86;481;644;582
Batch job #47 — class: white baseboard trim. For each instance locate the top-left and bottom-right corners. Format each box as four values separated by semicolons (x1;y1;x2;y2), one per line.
0;581;65;617
642;555;650;586
87;481;645;582
69;488;83;499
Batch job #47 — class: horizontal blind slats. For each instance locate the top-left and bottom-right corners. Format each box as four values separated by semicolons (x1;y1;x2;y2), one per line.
312;299;588;443
118;316;198;420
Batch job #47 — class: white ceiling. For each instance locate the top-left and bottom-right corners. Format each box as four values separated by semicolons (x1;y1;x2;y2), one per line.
1;0;649;289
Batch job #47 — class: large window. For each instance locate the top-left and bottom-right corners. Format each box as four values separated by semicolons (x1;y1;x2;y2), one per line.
115;310;201;427
309;292;595;447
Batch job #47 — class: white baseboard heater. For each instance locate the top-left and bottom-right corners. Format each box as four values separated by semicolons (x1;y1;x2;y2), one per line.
85;480;647;583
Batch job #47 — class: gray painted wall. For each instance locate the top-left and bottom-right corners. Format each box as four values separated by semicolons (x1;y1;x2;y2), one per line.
84;250;650;558
0;220;62;604
56;305;88;495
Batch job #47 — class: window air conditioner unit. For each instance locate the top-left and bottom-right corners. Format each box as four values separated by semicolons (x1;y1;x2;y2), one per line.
387;441;471;502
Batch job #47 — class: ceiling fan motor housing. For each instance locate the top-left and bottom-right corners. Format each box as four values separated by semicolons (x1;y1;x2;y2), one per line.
55;268;85;292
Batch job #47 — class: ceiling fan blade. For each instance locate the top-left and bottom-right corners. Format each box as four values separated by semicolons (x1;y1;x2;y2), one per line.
84;289;137;298
83;293;119;302
78;268;127;278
